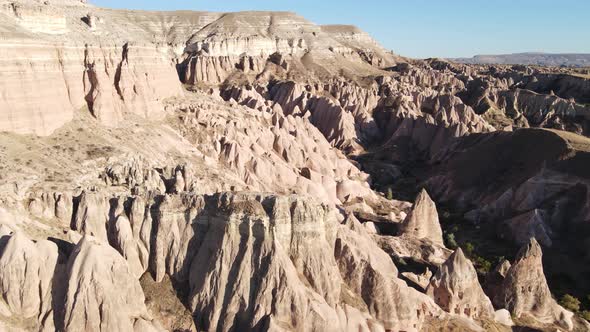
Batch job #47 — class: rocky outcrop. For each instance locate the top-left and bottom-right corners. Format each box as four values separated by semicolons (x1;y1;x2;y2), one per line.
63;236;161;332
178;12;396;86
1;2;590;332
0;232;58;321
335;216;442;331
426;248;495;320
399;189;444;245
26;191;72;222
0;2;192;135
168;93;383;209
484;260;512;309
101;156;167;194
498;238;574;330
71;190;109;241
377;235;451;267
187;194;342;331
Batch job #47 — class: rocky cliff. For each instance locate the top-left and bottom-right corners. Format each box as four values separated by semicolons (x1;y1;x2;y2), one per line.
0;1;589;331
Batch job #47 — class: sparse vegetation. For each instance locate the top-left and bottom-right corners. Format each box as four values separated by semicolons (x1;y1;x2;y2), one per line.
445;233;458;249
472;256;492;274
386;188;393;200
559;294;581;312
86;144;116;158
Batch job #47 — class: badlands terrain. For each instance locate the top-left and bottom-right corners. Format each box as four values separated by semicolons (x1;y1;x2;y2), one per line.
1;0;590;331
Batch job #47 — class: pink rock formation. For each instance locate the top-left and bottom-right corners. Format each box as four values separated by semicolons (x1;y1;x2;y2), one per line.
399;189;445;246
499;238;574;330
427;248;495;320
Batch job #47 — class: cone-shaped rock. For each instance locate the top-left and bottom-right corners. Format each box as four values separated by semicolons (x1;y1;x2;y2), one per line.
500;238;574;330
0;232;58;319
400;189;444;245
63;236;160;332
427;248;495;320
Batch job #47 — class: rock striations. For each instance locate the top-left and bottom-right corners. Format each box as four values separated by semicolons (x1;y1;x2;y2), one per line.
497;238;575;330
426;248;495;320
0;1;589;332
399;189;444;246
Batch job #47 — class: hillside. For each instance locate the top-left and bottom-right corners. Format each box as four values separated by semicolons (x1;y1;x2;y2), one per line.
453;52;590;67
0;1;590;331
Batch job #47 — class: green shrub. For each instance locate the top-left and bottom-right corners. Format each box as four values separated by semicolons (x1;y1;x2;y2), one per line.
445;233;458;249
559;294;581;312
464;242;475;256
580;310;590;322
474;256;492;274
386;188;393;200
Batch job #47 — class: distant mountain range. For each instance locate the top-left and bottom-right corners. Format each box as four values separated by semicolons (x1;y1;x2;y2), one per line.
452;52;590;67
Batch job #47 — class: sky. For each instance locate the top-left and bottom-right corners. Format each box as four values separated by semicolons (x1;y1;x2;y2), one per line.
91;0;590;59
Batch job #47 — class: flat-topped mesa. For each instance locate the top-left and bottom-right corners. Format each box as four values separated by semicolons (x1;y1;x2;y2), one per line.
178;11;397;85
321;25;380;49
0;0;88;6
499;238;574;330
426;248;495;320
0;3;396;135
184;11;318;57
399;189;445;245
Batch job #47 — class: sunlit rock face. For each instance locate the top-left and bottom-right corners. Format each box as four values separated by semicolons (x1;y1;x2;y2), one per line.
1;1;590;332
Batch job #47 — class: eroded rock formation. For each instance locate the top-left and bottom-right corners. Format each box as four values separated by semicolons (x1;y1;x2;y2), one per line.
399;189;444;246
497;239;574;330
426;248;495;320
0;1;589;331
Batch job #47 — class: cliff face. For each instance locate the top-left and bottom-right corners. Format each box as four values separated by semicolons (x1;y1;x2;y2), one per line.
0;2;189;134
0;3;396;135
1;2;590;332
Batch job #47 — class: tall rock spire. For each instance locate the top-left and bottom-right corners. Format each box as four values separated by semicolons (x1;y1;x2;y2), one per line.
400;189;444;245
427;248;495;320
500;238;574;330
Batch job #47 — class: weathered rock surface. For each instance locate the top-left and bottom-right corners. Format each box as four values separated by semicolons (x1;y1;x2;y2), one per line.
71;190;109;241
497;238;574;330
0;1;589;332
426;248;495;320
399;189;445;246
0;232;57;320
335;216;443;331
63;236;161;332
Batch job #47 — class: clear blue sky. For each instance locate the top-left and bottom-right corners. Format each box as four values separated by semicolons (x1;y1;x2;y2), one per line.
91;0;590;59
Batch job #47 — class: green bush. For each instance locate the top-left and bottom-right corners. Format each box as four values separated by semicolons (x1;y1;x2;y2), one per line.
464;242;475;256
386;188;393;200
474;256;492;274
580;310;590;322
445;233;458;249
559;294;581;312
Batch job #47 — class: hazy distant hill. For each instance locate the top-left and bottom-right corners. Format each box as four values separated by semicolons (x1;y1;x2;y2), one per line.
453;53;590;67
